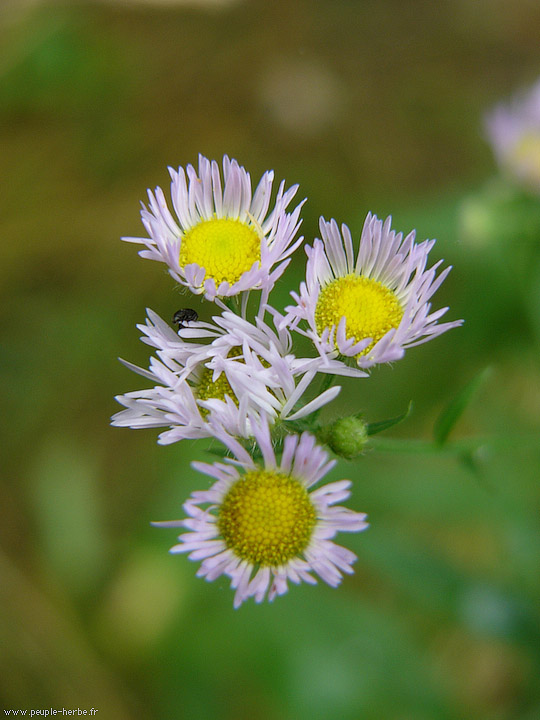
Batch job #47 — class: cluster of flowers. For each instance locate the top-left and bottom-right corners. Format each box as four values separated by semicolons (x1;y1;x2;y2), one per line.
113;155;462;608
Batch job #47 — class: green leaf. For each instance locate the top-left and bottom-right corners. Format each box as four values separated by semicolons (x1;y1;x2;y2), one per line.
433;367;491;446
459;449;484;479
365;401;413;436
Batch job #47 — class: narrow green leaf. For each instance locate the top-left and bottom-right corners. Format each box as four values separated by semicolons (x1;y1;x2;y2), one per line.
368;435;490;456
433;367;491;446
365;401;413;436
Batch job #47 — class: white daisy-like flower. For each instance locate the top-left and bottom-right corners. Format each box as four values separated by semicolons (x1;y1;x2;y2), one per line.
485;78;540;193
122;154;304;301
111;308;344;444
284;213;463;370
110;353;251;443
154;417;368;607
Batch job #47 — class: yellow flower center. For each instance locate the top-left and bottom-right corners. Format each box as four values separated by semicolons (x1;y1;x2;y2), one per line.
315;273;403;356
180;218;261;286
510;132;540;183
196;367;238;418
196;347;243;417
218;469;317;566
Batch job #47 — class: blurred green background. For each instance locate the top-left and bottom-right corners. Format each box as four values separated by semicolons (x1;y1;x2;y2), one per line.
2;1;540;718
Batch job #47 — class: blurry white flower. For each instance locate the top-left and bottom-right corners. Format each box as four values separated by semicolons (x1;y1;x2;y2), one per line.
258;57;345;137
486;79;540;193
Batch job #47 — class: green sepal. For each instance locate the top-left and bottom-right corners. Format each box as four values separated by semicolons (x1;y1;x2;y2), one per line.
282;418;315;434
365;401;413;436
433;367;491;446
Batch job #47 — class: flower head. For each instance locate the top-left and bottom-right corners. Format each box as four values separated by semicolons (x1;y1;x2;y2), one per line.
485;78;540;193
154;417;368;607
284;213;462;369
123;155;304;300
111;308;343;444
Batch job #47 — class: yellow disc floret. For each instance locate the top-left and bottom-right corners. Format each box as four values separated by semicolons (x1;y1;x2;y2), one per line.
218;470;317;566
196;366;238;418
196;347;243;418
315;273;403;356
180;218;261;286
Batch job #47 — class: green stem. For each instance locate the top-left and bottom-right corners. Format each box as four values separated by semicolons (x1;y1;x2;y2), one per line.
368;437;464;455
311;373;337;423
368;433;538;456
223;296;239;313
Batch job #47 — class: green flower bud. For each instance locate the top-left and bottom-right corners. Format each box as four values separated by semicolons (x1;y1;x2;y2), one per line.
319;416;368;460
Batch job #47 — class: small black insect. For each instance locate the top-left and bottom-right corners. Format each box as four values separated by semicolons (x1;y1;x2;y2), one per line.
173;308;199;329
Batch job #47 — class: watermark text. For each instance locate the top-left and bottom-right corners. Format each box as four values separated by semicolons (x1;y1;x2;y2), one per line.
4;710;98;717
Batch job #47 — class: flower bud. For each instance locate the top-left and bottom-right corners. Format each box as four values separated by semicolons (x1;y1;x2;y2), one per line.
319;416;368;460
